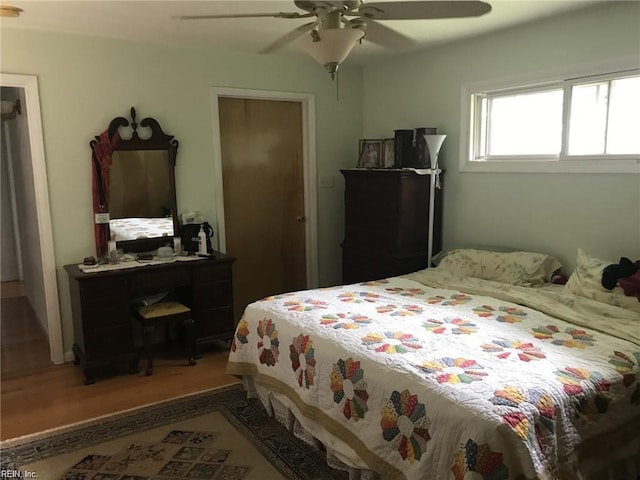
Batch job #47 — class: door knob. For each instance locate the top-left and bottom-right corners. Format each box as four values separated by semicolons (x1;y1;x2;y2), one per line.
296;216;306;222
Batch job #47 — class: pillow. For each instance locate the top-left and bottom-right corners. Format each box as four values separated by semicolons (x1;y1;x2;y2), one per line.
565;248;640;314
437;248;562;286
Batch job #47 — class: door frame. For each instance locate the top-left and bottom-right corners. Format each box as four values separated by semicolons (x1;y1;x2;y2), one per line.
0;73;64;365
210;87;318;289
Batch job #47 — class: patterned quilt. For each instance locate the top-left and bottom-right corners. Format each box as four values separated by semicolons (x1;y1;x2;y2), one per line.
226;270;640;480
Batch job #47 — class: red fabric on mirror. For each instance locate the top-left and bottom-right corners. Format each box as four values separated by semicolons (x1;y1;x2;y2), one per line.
91;130;120;258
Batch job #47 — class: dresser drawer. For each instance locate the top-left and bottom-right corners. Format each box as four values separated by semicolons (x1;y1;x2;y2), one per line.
79;276;128;300
342;247;428;284
130;267;190;293
81;300;130;328
344;226;398;252
196;307;234;340
345;193;399;223
345;174;398;196
83;325;134;361
195;281;233;309
195;263;232;283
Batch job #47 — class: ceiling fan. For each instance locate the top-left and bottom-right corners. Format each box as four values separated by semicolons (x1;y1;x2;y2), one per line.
179;1;492;79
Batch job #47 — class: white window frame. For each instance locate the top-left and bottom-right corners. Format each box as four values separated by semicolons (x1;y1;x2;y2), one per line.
562;71;640;159
460;56;640;174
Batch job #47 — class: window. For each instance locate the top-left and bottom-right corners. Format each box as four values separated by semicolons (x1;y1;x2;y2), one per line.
567;75;640;155
463;61;640;173
476;87;563;158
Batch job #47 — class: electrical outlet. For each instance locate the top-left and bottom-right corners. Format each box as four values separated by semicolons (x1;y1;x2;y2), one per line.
319;175;335;188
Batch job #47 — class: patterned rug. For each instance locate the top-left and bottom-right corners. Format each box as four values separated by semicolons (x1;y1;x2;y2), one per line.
0;384;348;480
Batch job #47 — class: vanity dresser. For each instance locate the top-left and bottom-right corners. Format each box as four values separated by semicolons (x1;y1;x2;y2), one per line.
67;107;236;384
64;254;235;384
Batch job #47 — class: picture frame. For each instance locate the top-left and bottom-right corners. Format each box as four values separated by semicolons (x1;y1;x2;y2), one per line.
357;139;383;168
382;138;395;167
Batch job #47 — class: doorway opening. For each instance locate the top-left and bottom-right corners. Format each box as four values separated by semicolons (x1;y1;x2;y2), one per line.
0;74;63;366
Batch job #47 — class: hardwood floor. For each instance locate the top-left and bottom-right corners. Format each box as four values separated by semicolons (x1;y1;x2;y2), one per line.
0;282;239;441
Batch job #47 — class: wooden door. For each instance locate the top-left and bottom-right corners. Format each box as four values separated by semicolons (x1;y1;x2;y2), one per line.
219;97;306;322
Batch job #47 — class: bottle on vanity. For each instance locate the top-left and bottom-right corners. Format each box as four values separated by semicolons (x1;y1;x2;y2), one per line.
198;225;208;256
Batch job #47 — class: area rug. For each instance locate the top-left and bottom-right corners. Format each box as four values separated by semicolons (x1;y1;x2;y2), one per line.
0;384;348;480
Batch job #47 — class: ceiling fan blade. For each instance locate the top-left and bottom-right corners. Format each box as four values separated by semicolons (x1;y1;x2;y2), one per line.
363;20;416;51
177;12;313;20
355;1;492;20
260;21;318;54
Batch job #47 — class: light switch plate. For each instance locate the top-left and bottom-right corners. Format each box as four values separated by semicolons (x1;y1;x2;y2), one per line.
95;212;110;224
319;175;335;188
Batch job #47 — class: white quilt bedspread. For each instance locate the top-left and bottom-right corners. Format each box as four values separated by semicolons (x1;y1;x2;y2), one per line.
227;271;640;480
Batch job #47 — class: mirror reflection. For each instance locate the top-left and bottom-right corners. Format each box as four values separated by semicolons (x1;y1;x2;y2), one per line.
109;150;174;241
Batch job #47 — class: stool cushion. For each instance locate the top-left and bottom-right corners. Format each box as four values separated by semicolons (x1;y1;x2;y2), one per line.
136;301;191;320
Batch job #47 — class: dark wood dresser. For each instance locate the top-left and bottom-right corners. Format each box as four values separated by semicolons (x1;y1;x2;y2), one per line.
64;253;235;384
341;169;443;283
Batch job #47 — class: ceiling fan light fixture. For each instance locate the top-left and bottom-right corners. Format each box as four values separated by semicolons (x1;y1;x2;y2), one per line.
298;27;365;79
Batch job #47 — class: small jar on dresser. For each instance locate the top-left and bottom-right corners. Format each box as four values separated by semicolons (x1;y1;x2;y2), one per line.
341;168;443;284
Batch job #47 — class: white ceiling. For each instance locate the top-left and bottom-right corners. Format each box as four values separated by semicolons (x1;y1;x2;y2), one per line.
2;1;605;63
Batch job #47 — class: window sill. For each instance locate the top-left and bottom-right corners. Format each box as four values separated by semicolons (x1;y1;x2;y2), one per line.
460;158;640;174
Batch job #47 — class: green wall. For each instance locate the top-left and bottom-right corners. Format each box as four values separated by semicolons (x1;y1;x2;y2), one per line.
1;28;363;353
362;1;640;271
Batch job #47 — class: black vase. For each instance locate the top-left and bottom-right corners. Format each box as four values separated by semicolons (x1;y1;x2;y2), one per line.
394;130;414;168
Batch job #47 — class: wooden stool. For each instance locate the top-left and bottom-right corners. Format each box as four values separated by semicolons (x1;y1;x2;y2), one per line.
134;301;196;376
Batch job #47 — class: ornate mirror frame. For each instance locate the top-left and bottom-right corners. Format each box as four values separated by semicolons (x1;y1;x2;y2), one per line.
90;107;179;254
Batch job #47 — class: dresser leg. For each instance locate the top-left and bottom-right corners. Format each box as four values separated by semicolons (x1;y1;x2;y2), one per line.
83;371;96;385
183;318;196;366
129;358;140;374
142;324;155;376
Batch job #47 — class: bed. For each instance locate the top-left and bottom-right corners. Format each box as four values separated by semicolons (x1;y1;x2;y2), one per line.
109;217;174;241
226;249;640;480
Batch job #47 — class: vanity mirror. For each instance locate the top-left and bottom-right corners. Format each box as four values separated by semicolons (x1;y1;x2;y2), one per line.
91;107;179;255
